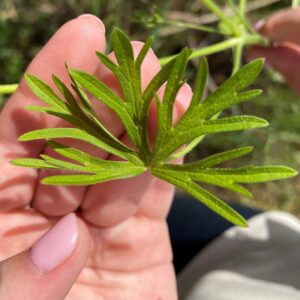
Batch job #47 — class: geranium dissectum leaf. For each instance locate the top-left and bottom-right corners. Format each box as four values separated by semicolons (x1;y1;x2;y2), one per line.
151;167;248;227
12;29;297;228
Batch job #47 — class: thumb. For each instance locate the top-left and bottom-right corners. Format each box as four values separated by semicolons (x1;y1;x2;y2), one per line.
0;213;91;300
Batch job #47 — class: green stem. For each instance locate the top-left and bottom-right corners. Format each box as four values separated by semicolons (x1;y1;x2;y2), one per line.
163;19;224;34
160;34;268;65
201;0;240;36
226;0;255;34
232;41;244;75
0;84;18;95
160;37;240;65
239;0;247;15
190;37;241;60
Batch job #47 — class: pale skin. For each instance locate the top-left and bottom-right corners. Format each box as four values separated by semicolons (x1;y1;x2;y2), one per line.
0;9;299;300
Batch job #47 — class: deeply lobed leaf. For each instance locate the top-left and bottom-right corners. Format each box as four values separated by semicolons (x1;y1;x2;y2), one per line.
152;166;249;227
14;28;298;227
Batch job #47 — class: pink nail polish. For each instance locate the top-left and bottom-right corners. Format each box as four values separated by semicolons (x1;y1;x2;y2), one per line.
30;213;78;272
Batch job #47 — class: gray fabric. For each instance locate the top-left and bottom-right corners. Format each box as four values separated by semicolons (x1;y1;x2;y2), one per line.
178;211;300;300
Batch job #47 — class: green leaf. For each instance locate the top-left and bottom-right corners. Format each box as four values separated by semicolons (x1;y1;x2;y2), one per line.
188;57;209;110
43;165;146;185
25;105;56;113
69;69;141;147
198;166;298;183
48;140;103;165
96;51;120;76
54;74;99;126
69;70;126;110
202;89;263;119
69;70;93;111
48;141;139;170
157;165;252;197
27;76;121;151
135;57;177;156
178;59;264;128
110;28;143;118
111;27;134;79
141;59;176;119
167;135;206;161
135;36;154;70
96;51;138;117
40;154;89;172
25;74;67;110
209;58;264;95
178;89;262;130
197;115;268;133
10;158;58;169
52;74;131;154
152;167;248;227
161;48;190;127
53;75;100;128
25;96;136;166
154;48;190;152
155;116;267;161
19;128;141;164
173;146;253;169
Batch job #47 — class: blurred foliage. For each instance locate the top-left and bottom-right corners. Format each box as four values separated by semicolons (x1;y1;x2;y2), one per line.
0;0;299;215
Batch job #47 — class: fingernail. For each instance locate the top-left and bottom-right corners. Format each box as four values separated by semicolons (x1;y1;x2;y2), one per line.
254;19;266;32
30;213;78;273
173;84;193;123
77;14;105;33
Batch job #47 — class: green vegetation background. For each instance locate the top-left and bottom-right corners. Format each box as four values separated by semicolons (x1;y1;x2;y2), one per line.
1;0;299;215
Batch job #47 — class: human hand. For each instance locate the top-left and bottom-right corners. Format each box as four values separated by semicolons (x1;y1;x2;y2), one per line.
248;8;300;96
0;15;192;300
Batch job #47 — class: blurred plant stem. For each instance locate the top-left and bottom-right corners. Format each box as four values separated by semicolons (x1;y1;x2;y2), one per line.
0;84;18;94
160;34;268;65
292;0;300;8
